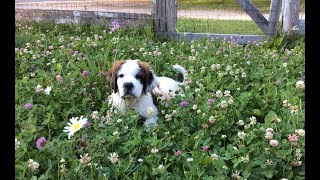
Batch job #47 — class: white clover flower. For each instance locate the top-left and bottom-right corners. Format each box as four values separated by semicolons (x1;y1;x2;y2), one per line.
290;105;298;114
171;110;177;116
210;153;219;160
151;148;159;154
282;63;288;67
227;98;234;105
237;131;246;139
241;72;247;78
269;140;279;147
91;111;99;119
187;158;193;162
246;61;251;65
265;131;274;139
192;104;198;110
108;152;119;164
44;86;52;95
79;153;91;166
283;100;289;107
60;164;67;174
221;135;227;139
265;128;274;134
28;159;40;172
295;129;305;136
295;80;305;90
266;159;273;165
224;90;231;97
138;158;143;163
240;155;250;163
63;116;88;139
225;65;232;71
244;124;251;129
165;114;172;121
196;109;201;114
195;88;201;93
220;100;228;109
60;158;66;163
237;120;244;126
116;119;122;123
208;116;216;124
222;166;228;170
215;90;223;98
35;84;44;93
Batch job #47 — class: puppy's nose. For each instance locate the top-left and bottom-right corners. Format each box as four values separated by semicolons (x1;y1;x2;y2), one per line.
124;82;134;91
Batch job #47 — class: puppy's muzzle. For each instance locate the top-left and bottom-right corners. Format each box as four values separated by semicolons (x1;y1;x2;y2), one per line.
122;82;134;98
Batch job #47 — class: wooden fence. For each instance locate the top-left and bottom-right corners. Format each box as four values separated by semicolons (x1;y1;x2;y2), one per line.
153;0;303;44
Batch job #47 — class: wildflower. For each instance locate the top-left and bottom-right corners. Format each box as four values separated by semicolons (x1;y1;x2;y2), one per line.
288;134;299;142
265;131;273;139
79;153;91;165
116;118;122;123
207;98;214;105
282;63;288;67
291;161;302;167
180;101;188;107
56;75;63;82
241;72;247;78
228;98;234;104
187;157;193;162
35;137;47;150
35;84;44;93
290;105;298;114
215;90;223;98
15;139;21;149
295;129;305;136
282;100;289;107
222;166;228;170
44;86;52;95
60;158;66;163
138;158;143;163
237;131;245;139
82;70;89;77
192;104;198;110
108;152;119;164
265;128;274;134
220;100;228;108
210;153;219;160
275;79;281;85
269;140;279;147
208;116;216;124
28;159;40;172
224;90;231;97
196;109;201;114
222;135;227;139
91;111;99;119
237;120;244;126
231;171;241;180
174;150;182;157
63;116;88;139
151;148;159;154
24;103;33;110
295;149;302;160
202;123;209;128
202;146;209;151
158;164;164;169
249;116;257;125
244;124;251;129
110;20;120;33
83;121;91;128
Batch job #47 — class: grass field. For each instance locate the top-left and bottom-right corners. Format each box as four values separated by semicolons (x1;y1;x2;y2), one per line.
15;20;304;179
177;18;264;34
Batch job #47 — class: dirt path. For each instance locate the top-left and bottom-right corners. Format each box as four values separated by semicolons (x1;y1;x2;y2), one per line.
15;0;305;20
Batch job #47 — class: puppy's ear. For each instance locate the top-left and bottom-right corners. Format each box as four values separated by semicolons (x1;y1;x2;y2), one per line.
138;61;158;94
107;60;125;93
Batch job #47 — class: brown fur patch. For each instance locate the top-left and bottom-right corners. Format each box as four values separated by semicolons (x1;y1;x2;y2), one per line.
138;61;154;94
107;60;126;92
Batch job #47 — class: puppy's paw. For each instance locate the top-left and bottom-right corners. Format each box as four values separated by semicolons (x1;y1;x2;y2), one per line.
144;116;159;127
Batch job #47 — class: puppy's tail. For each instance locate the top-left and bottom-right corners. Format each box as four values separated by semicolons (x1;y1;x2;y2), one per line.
173;64;188;83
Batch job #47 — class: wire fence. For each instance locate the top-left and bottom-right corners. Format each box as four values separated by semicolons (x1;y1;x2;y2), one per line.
15;0;305;36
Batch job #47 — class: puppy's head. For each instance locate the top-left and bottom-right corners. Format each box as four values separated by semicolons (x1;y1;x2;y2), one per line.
107;60;157;99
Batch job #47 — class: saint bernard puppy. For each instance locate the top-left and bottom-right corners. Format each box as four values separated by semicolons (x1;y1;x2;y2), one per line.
107;59;187;126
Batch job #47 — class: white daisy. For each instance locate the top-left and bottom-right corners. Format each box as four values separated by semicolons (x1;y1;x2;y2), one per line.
108;152;119;164
63;116;88;139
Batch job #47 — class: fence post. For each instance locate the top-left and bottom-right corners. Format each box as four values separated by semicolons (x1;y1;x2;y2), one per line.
267;0;282;40
282;0;300;33
152;0;177;34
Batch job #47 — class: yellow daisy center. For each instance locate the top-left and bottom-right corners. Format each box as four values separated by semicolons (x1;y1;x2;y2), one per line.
72;123;81;131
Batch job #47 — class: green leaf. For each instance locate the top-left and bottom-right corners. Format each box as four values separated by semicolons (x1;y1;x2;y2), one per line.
264;110;278;126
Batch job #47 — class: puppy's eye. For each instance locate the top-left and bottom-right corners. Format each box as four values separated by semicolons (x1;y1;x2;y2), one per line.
135;74;143;80
118;74;124;78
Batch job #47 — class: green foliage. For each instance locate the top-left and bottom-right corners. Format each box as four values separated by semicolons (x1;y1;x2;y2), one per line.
15;20;305;179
